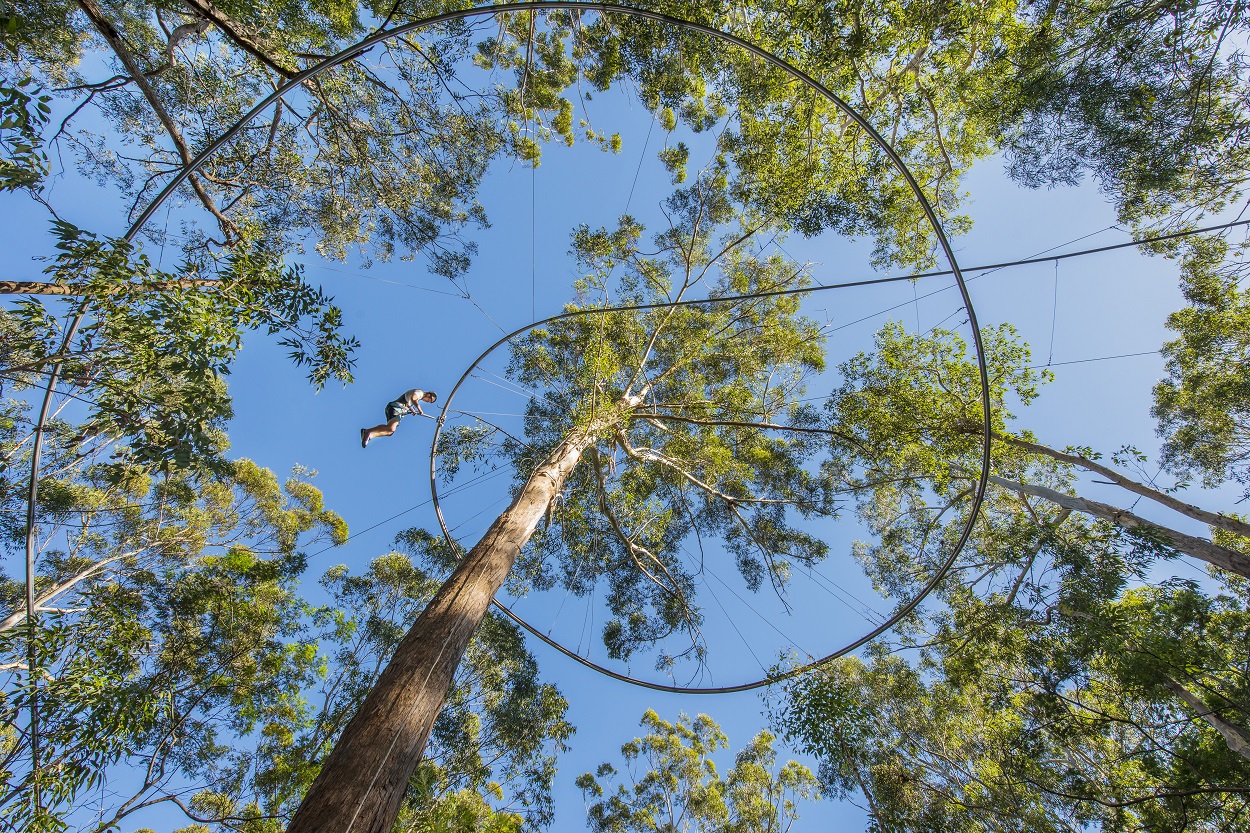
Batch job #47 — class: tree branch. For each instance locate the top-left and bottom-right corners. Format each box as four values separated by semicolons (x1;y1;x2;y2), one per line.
75;0;241;243
0;278;218;296
988;473;1250;579
994;432;1250;539
1161;673;1250;762
179;0;298;78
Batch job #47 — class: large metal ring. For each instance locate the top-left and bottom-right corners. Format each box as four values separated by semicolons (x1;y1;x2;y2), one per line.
424;4;993;693
25;2;992;696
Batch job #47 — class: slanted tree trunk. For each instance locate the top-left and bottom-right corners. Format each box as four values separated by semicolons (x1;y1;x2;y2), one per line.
287;395;641;833
989;474;1250;579
1162;674;1250;762
993;433;1250;539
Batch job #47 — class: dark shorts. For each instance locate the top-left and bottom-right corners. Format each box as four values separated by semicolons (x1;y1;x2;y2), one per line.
385;400;409;422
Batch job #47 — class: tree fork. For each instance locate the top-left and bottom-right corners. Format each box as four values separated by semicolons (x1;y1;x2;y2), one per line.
75;0;241;243
287;395;641;833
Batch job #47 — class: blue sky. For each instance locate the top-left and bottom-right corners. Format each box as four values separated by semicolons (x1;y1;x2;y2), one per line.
4;28;1246;830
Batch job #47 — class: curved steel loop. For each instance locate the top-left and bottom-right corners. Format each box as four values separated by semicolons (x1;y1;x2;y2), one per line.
22;2;992;696
423;5;993;693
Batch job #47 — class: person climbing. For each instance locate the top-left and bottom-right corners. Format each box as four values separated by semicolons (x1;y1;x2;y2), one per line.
361;388;438;447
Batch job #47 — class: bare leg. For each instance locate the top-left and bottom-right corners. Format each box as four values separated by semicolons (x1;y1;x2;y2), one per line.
361;419;401;447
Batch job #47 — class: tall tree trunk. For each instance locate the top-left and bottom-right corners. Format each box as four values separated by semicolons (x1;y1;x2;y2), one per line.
989;474;1250;579
1162;675;1250;762
287;396;640;833
994;433;1250;539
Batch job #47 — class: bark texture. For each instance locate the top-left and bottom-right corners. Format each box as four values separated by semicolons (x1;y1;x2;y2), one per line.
287;396;639;833
990;474;1250;579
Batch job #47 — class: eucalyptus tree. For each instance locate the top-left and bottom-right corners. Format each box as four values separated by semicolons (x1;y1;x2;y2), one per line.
997;0;1250;230
0;1;605;267
765;320;1250;831
4;0;1246;272
823;322;1250;586
189;540;574;833
577;710;820;833
0;455;572;832
0;21;358;478
1153;234;1250;502
772;580;1250;832
289;169;840;832
0;458;346;832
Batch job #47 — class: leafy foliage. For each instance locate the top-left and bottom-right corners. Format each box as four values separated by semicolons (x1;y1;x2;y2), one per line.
0;461;571;833
0;75;49;191
1154;234;1250;499
577;710;819;833
767;318;1250;831
0;219;357;477
434;171;838;677
0;460;344;832
773;581;1250;833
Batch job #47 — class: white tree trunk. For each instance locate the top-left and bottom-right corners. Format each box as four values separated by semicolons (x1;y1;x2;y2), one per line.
989;474;1250;579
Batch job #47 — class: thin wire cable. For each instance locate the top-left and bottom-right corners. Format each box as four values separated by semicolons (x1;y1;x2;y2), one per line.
913;279;920;333
693;552;817;661
470;368;539;398
468;297;507;333
1048;258;1059;366
970;224;1119;283
690;549;768;673
622;113;655;216
802;217;1250;299
306;465;511;559
802;564;885;626
313;263;464;297
1028;349;1161;370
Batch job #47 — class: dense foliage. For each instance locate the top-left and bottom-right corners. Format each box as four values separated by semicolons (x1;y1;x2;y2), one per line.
3;0;1250;831
578;710;819;833
0;458;572;832
769;321;1250;832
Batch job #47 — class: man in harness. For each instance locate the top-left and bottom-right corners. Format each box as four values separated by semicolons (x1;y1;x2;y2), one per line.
361;388;438;447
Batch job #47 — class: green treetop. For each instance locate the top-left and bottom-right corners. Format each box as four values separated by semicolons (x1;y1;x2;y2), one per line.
766;319;1250;831
0;459;573;833
289;170;846;833
577;710;820;833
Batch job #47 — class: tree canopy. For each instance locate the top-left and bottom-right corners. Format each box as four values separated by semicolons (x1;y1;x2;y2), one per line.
0;455;573;832
4;1;1250;831
577;710;820;833
770;320;1250;832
